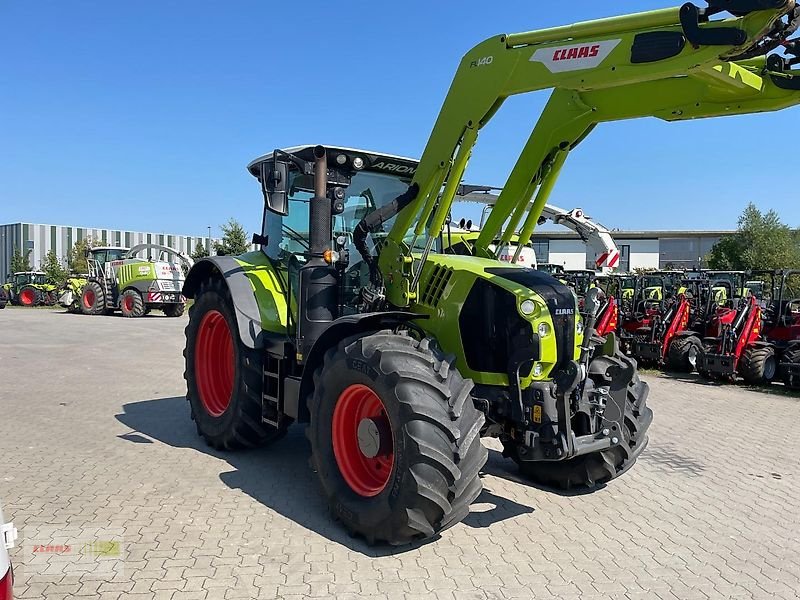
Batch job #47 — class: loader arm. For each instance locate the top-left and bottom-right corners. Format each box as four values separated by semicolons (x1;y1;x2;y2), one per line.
380;1;800;306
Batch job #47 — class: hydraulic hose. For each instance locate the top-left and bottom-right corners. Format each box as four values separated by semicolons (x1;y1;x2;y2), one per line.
352;183;419;285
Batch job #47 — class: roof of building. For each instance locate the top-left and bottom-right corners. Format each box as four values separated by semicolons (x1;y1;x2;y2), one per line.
531;229;732;240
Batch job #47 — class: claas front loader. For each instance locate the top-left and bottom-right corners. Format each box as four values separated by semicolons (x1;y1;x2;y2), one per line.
182;1;800;545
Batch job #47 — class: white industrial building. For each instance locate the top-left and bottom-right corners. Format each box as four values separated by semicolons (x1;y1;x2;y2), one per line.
0;222;217;277
529;229;728;271
0;221;729;278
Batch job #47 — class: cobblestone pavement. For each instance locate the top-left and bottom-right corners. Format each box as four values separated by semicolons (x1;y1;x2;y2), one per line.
1;308;799;599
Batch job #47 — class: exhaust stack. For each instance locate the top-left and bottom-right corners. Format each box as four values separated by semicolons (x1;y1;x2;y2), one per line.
297;145;339;361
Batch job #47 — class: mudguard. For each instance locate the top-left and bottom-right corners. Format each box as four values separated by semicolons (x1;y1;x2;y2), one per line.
183;255;286;350
292;312;426;422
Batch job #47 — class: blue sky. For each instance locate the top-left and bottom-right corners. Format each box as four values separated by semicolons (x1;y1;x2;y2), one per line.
2;0;798;239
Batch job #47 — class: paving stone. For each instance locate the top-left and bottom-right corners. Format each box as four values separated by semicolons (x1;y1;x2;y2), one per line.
2;310;799;600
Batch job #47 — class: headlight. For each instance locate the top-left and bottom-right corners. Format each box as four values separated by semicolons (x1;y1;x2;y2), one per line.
336;154;347;165
576;318;584;335
533;363;543;377
538;322;550;337
352;156;365;170
519;299;537;316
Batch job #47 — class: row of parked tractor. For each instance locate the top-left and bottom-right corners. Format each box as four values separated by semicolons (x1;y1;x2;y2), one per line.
0;243;192;318
560;267;800;391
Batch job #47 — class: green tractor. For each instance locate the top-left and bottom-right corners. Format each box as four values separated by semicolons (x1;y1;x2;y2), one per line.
2;272;59;307
61;245;192;317
182;2;800;545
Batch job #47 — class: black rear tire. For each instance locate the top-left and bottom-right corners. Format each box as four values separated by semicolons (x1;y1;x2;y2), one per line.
739;346;777;385
163;302;186;317
505;350;652;490
80;281;106;315
666;335;702;373
120;289;146;318
782;345;800;391
308;331;487;545
184;277;288;450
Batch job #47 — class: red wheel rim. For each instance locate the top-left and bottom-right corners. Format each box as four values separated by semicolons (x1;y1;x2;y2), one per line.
123;294;135;312
332;384;394;497
194;310;234;417
20;289;35;305
83;289;95;308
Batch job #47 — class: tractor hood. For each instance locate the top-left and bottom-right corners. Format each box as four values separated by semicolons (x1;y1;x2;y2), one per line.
412;255;581;388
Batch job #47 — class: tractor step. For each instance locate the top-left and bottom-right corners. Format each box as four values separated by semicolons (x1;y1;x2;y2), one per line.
262;352;285;428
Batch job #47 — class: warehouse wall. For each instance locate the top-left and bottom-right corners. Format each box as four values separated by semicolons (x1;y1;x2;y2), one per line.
626;239;661;270
549;239;590;270
0;222;217;277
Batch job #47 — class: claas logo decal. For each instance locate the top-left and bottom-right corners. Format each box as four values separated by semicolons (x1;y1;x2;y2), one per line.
530;39;621;73
552;45;600;61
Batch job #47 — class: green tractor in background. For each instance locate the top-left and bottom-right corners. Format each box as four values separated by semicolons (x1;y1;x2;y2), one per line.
2;272;59;307
60;245;192;317
182;1;800;545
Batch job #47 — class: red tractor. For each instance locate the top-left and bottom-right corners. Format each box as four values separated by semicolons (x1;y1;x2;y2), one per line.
618;273;677;355
698;293;774;384
699;270;800;388
758;270;800;390
630;293;702;372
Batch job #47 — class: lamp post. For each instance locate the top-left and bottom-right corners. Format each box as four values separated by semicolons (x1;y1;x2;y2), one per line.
207;226;212;254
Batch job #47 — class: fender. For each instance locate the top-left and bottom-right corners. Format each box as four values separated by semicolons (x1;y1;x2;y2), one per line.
291;312;426;423
670;330;699;340
183;256;276;350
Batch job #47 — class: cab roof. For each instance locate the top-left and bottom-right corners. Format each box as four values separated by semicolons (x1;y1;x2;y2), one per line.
247;145;418;179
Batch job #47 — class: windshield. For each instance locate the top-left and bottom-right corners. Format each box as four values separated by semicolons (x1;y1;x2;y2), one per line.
107;249;127;262
264;169;418;261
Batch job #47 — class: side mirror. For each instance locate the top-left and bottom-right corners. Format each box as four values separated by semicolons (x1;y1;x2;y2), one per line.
261;158;289;216
584;287;603;318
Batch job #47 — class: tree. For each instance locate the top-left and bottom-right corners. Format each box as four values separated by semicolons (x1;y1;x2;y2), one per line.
214;219;250;256
43;250;69;285
707;204;800;270
68;238;92;275
9;249;32;274
191;241;209;260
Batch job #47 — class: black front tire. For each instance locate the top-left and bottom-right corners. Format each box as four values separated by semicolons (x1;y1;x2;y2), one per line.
184;278;288;450
505;350;652;490
666;335;702;373
120;289;146;318
163;302;186;317
739;346;777;385
80;281;106;315
308;331;487;545
782;345;800;391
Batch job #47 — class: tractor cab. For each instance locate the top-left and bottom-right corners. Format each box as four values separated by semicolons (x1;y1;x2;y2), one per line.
89;247;129;264
10;272;47;287
755;270;800;342
564;269;597;297
249;145;419;315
